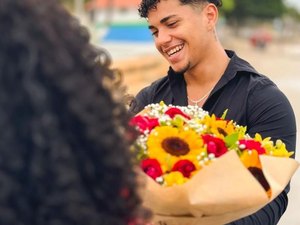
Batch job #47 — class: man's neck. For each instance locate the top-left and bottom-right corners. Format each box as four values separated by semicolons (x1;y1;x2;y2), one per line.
184;44;230;87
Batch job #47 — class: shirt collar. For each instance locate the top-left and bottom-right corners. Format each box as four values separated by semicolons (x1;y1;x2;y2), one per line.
167;50;259;105
223;49;258;79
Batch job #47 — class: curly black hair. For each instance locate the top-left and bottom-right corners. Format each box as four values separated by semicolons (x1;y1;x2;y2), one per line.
0;0;150;224
138;0;222;18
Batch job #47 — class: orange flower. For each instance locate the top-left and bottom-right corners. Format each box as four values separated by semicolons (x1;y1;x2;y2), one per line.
240;150;271;198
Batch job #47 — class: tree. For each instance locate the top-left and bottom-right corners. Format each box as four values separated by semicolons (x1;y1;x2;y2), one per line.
223;0;286;25
284;5;300;21
219;0;235;16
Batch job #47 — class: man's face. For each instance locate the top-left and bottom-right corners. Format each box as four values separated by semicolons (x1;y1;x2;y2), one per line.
147;0;213;74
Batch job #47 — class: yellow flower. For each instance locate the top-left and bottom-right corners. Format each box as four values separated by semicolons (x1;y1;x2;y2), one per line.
270;140;294;157
254;133;273;147
163;171;188;186
147;126;204;170
254;133;294;157
201;115;237;139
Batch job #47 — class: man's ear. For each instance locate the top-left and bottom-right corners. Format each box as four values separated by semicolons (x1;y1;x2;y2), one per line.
205;3;218;31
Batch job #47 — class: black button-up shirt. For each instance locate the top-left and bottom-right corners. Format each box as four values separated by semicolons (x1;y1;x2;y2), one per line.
130;50;296;225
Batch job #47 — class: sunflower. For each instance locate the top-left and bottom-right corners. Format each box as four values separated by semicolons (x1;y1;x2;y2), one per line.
202;114;238;139
147;126;204;170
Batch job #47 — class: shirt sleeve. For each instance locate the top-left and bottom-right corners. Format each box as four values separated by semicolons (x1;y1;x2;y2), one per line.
129;86;152;115
247;80;296;155
226;191;288;225
227;80;296;225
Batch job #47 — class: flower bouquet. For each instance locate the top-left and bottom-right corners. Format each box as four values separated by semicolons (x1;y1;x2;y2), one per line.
130;102;299;225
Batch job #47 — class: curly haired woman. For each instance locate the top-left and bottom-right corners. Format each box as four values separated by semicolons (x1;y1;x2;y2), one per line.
0;0;150;224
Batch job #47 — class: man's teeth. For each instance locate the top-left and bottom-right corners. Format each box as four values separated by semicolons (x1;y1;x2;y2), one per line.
167;45;183;56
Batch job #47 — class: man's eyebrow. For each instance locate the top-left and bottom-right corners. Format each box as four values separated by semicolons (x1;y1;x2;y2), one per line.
160;15;177;24
148;15;177;29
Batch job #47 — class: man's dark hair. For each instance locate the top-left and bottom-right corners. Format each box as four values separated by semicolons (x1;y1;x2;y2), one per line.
138;0;222;18
0;0;149;224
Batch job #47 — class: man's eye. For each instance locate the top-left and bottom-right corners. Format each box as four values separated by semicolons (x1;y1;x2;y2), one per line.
167;22;177;27
151;31;158;36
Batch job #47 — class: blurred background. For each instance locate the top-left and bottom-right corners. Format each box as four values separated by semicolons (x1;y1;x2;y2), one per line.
61;0;299;224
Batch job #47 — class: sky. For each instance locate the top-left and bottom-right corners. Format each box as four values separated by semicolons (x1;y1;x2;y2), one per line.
285;0;300;11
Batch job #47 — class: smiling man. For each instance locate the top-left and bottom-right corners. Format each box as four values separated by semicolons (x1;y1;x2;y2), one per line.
129;0;297;225
145;0;228;106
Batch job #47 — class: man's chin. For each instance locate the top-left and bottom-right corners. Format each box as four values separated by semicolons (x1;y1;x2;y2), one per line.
171;64;189;74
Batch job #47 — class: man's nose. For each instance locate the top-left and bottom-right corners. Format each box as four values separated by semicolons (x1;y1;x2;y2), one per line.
155;30;172;46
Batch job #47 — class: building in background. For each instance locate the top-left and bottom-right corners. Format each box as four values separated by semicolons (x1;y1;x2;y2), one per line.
86;0;152;43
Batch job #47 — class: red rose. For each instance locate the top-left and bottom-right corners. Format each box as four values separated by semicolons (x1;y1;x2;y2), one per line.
129;115;159;133
239;139;266;154
172;160;196;178
202;134;227;157
165;107;191;120
141;158;163;180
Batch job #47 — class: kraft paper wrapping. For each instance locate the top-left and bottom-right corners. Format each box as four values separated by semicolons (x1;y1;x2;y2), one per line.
139;151;299;225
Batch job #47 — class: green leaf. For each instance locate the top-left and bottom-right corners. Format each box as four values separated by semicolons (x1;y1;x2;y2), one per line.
221;109;229;119
225;132;239;148
171;115;185;128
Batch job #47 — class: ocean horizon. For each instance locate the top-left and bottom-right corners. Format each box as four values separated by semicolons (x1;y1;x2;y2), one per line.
99;23;153;42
